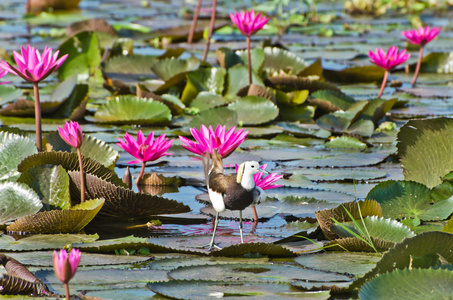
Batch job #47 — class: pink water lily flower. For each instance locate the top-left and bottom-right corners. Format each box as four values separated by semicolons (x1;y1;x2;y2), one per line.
0;68;10;84
58;121;83;148
229;9;269;37
401;26;441;46
179;125;248;158
401;26;441;86
53;248;81;284
117;131;173;184
0;45;68;83
368;46;410;98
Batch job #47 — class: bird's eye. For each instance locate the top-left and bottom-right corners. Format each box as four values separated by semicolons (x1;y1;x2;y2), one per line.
251;165;255;168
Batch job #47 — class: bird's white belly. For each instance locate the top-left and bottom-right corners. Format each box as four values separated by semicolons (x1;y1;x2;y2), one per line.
208;188;226;212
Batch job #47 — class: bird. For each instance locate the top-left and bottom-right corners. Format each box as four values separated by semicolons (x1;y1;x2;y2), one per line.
206;149;266;250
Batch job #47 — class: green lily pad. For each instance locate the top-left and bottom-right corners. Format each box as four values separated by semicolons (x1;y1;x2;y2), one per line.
6;198;104;234
295;252;382;277
72;235;149;253
103;55;157;75
397;117;453;188
0;234;98;252
323;66;385;83
181;67;226;104
315;200;383;240
0;182;42;225
151;57;200;81
0;132;37;181
366;180;432;219
46;131;119;169
236;48;265;74
278;104;315;122
325;237;398;252
0;274;45;296
262;47;307;74
18;165;71;211
224;65;264;98
266;76;340;93
88;96;171;125
408;52;453;74
431;181;453;202
347;231;453;292
17;151;126;188
0;85;23;106
189;92;226;111
52;83;89;119
358;98;398;125
228;96;279;125
168;263;352;284
68;171;190;219
325;136;367;149
278;122;331;139
418;196;453;221
58;31;102;81
331;216;415;243
211;242;296;258
293;168;387;182
359;268;453;300
188;106;238;128
442;217;453;233
310;90;356;111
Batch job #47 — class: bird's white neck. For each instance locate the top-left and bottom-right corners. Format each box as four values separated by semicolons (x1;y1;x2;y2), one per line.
240;168;256;191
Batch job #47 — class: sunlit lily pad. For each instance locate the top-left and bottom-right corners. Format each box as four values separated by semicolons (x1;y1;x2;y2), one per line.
295;252;382;277
0;132;37;181
189;92;225;111
325;136;367;149
17;151;126;188
262;47;307;74
181;67;226;104
68;171;190;219
0;234;98;252
46;131;119;169
88;96;171;125
224;65;264;98
0;182;42;225
227;96;279;125
18;165;71;211
6;198;104;234
310;90;356;111
359;268;453;300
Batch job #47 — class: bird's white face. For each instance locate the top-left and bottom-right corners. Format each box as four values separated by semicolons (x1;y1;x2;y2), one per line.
245;161;261;175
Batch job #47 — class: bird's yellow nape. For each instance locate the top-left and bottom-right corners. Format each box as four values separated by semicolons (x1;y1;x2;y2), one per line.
236;163;245;183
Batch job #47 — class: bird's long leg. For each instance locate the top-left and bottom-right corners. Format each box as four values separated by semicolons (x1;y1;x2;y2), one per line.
239;210;244;243
208;212;221;250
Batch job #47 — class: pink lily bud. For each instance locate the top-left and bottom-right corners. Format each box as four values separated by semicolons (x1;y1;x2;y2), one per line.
53;249;81;284
58;121;83;148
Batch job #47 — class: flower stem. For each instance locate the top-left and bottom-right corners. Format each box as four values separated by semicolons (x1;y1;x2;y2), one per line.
377;70;389;98
411;45;424;86
202;0;216;62
64;282;70;300
77;148;85;203
247;35;252;86
188;0;202;44
137;162;146;185
33;82;42;152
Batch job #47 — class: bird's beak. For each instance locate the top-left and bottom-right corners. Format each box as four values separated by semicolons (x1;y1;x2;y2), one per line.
260;169;268;174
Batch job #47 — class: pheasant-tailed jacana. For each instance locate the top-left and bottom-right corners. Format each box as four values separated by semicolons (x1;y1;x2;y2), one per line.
206;150;266;250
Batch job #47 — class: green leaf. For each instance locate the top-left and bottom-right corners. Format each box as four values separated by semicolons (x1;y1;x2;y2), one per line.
366;180;432;219
408;52;453;73
151;57;200;81
103;55;157;75
18;165;71;211
431;181;453;202
58;31;102;80
0;85;22;106
323;66;385;83
311;90;356;111
216;47;243;69
359;268;453;300
17;151;126;188
189;92;226;111
46;132;119;169
52;83;89;119
442;217;453;233
181;67;226;104
262;47;307;74
316;111;355;133
418;196;453;221
397;118;453;188
331;216;415;243
267;76;340;93
0;234;98;251
236;48;265;74
278;104;315;122
189;106;238;128
6;198;104;234
0;132;37;181
325;136;367;149
0;181;42;225
347;231;453;292
224;65;264;98
228;96;279;125
357;98;398;125
89;96;171;125
211;242;296;258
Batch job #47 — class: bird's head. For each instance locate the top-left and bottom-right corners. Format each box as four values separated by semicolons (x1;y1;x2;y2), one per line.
236;161;266;184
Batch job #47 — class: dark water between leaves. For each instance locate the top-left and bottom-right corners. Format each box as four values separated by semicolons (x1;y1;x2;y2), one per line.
0;0;452;299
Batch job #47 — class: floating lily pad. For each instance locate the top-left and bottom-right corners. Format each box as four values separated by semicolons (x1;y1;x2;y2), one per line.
0;132;37;181
359;268;453;300
310;90;356;111
266;76;340;93
89;96;171;125
68;171;190;219
181;67;226;104
366;180;432;219
188;106;238;128
325;136;367;149
295;252;382;277
0;234;98;252
18;165;71;211
236;48;265;74
224;65;264;98
151;57;199;81
46;131;119;169
211;242;296;258
0;274;45;296
228;96;279;125
315;200;383;240
6;198;104;234
189;92;226;111
397;118;453;188
262;47;307;74
408;52;453;74
72;235;149;253
104;55;157;75
323;66;385;83
0;182;42;225
0;85;23;106
17;151;126;188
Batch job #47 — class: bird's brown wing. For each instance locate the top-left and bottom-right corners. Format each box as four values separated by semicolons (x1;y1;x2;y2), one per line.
208;172;236;195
